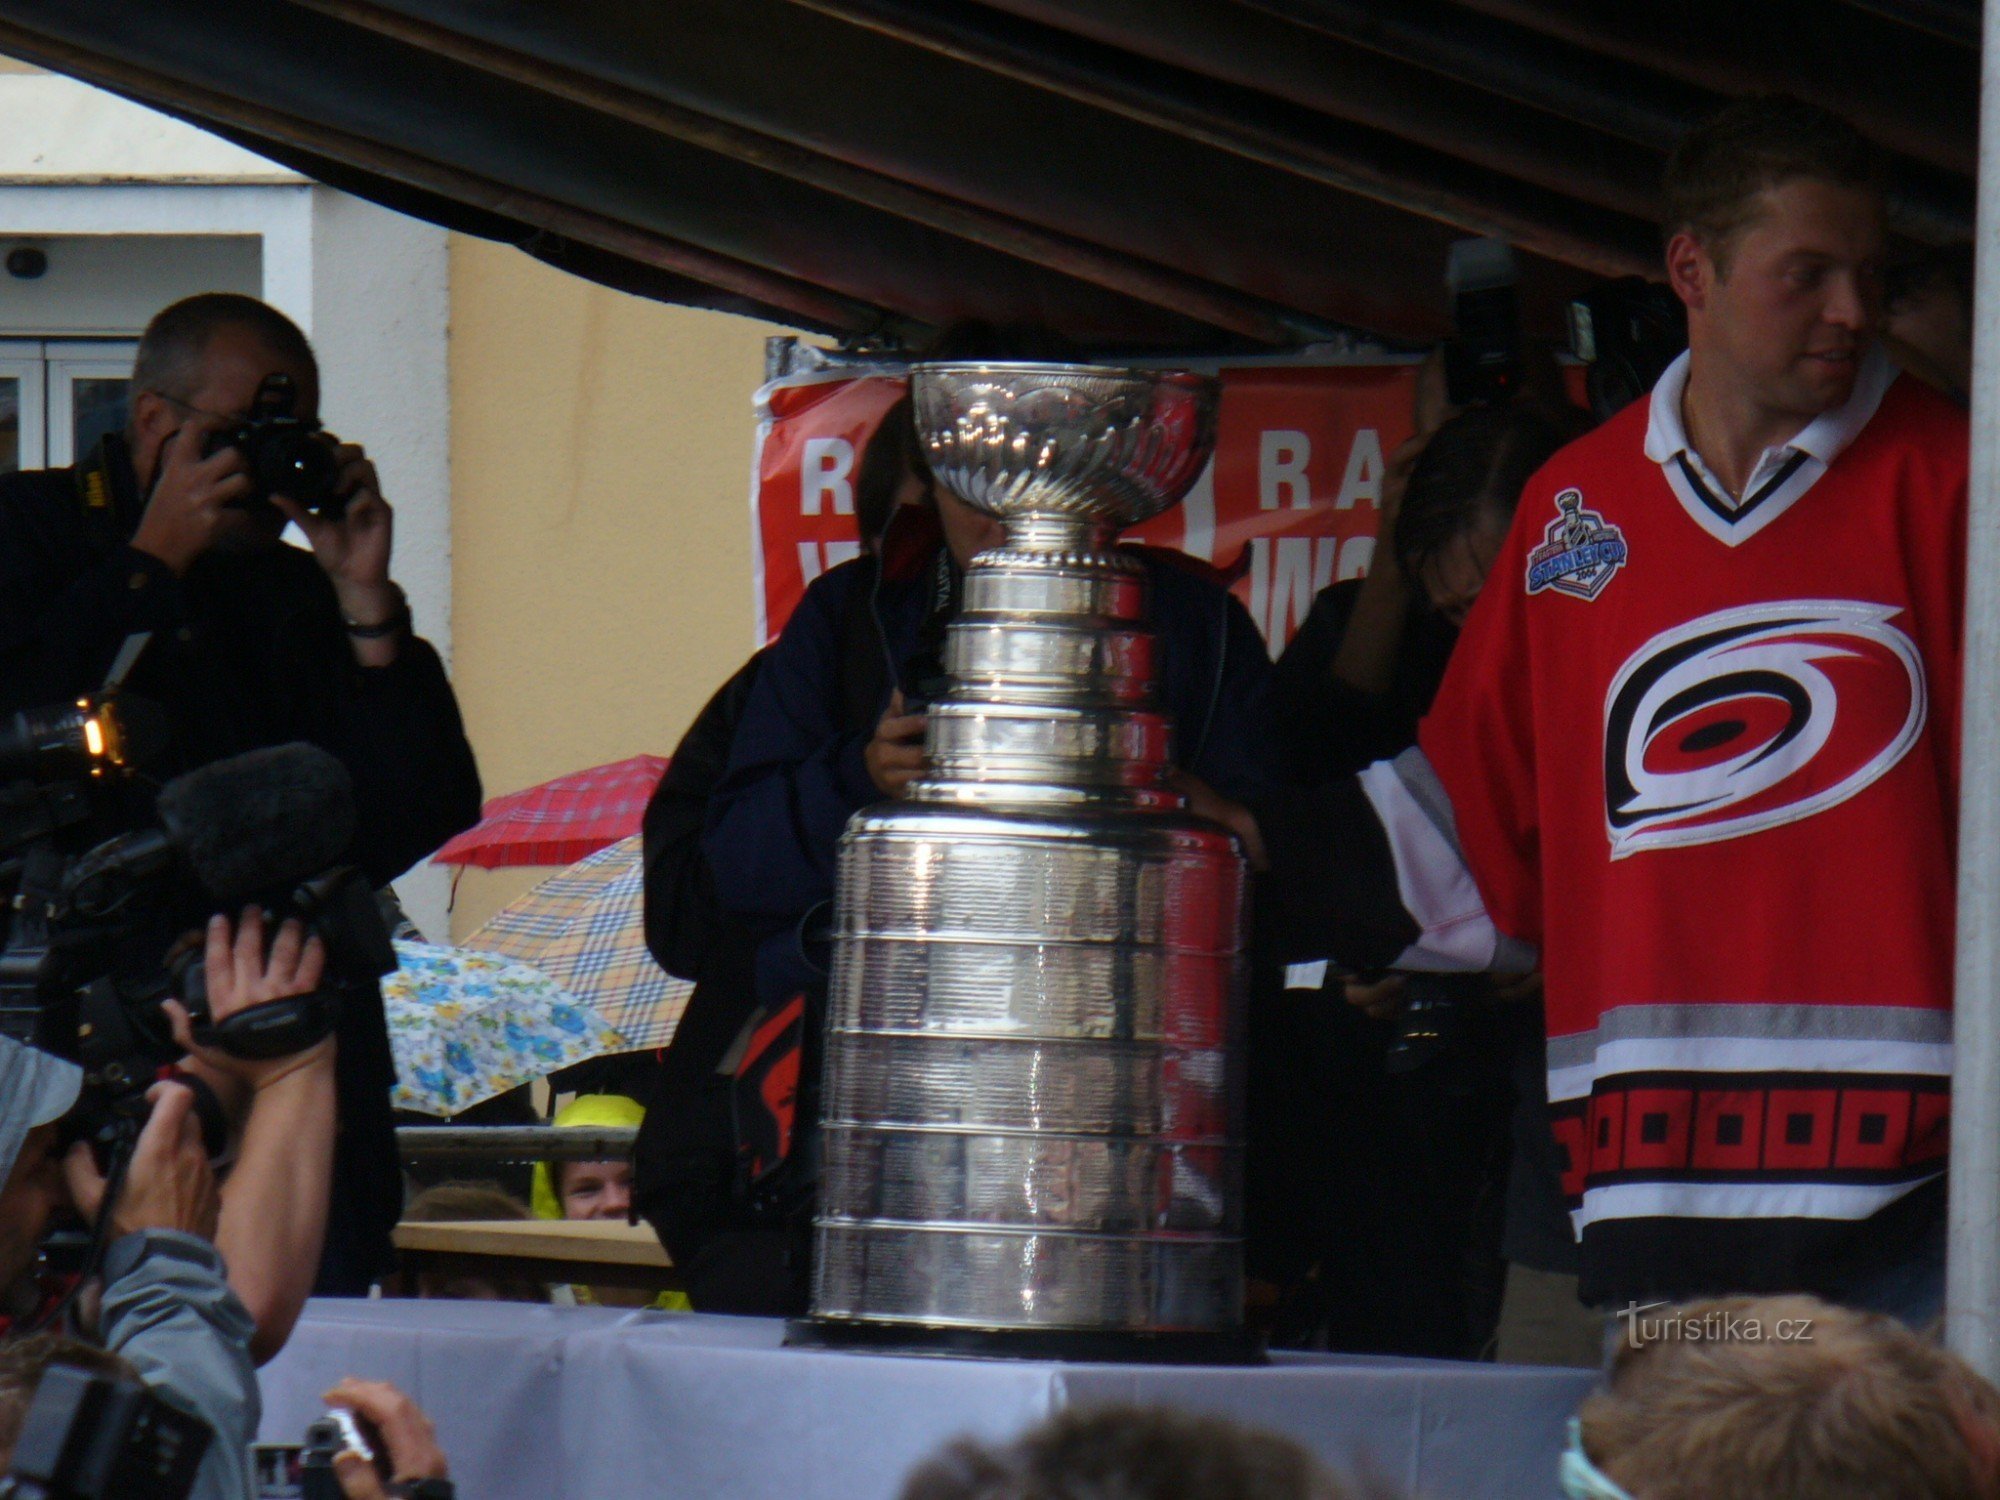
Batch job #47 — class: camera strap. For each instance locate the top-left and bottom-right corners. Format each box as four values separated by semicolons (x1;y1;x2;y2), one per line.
70;434;148;549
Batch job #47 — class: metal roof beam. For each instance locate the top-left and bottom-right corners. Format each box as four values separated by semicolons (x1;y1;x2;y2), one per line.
977;0;1662;221
1226;0;1698;149
1458;0;1977;178
0;17;898;339
286;0;1319;345
792;0;1659;280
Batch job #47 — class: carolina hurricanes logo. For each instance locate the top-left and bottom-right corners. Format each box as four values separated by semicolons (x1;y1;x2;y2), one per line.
1604;601;1926;858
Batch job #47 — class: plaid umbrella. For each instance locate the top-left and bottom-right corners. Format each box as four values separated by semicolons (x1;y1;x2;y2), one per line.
433;755;668;869
460;835;691;1051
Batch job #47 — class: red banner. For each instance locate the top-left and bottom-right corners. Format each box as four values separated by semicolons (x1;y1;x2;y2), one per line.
751;361;1425;652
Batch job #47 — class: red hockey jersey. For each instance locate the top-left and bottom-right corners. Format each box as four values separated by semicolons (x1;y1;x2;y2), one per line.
1418;353;1966;1303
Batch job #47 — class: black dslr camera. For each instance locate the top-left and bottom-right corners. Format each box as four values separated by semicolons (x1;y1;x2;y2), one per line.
201;373;346;518
0;1361;209;1500
1567;277;1688;423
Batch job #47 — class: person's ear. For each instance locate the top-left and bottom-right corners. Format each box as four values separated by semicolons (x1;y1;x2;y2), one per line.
127;390;181;485
1665;231;1710;314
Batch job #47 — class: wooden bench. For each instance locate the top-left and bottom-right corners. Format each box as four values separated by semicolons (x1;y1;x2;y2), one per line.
392;1217;678;1293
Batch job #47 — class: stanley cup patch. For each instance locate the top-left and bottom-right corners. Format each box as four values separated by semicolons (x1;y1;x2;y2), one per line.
1526;488;1628;601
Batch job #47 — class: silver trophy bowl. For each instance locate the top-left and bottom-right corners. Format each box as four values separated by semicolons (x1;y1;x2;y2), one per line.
911;362;1219;529
804;362;1254;1361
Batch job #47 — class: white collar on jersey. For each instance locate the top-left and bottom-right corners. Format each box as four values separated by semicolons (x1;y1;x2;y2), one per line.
1642;344;1898;546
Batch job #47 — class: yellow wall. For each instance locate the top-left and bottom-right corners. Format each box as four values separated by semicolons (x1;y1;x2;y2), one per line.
447;236;790;937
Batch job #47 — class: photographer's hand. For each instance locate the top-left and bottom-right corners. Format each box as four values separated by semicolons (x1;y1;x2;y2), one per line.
163;907;333;1093
64;1081;219;1242
273;441;401;666
323;1379;450;1499
1345;973;1409;1021
163;908;336;1363
130;422;255;576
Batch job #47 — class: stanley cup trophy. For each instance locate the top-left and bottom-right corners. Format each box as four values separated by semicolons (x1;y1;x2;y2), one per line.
802;362;1256;1361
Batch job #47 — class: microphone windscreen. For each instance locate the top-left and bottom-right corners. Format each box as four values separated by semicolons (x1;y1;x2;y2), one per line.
156;743;357;904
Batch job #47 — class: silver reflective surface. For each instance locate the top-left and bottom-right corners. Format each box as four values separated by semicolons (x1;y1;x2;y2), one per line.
813;363;1247;1338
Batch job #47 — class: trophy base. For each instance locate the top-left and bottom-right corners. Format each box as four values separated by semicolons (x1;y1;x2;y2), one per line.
784;1317;1266;1366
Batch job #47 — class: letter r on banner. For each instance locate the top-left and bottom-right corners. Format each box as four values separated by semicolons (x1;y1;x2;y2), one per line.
801;437;855;516
1259;430;1312;510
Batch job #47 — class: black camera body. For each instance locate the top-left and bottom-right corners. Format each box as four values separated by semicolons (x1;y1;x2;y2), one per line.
1567;277;1689;423
201;373;345;518
253;1409;391;1500
0;1361;209;1500
1442;237;1524;409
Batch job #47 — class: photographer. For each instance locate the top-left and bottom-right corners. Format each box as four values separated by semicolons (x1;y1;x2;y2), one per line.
0;293;482;1291
0;1037;256;1500
2;907;344;1497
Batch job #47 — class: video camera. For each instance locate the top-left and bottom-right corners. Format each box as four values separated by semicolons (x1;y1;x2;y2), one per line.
0;1360;209;1500
1442;237;1524;408
0;683;395;1166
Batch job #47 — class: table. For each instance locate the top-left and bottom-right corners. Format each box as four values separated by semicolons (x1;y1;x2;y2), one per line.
392;1218;677;1293
259;1302;1598;1500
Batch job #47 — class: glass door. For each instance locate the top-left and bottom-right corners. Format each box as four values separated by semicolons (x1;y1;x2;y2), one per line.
46;341;138;468
0;339;48;475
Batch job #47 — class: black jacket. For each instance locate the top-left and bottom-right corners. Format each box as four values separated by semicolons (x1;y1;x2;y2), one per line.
0;438;483;1287
1266;577;1458;786
0;439;481;886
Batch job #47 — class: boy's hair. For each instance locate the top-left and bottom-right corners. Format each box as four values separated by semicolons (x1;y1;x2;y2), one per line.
403;1181;531;1223
0;1335;133;1467
899;1404;1385;1500
401;1181;546;1302
1662;95;1887;272
1580;1295;2000;1500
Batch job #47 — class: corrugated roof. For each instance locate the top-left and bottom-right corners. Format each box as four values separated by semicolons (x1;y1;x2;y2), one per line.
0;0;1974;350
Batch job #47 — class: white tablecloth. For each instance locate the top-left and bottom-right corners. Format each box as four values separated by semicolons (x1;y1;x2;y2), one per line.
260;1301;1597;1500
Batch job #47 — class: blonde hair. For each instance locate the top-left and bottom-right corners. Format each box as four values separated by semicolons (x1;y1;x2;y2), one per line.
1581;1296;2000;1500
899;1404;1384;1500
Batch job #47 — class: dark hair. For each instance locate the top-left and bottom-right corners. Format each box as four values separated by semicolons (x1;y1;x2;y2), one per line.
401;1181;547;1302
1887;241;1975;313
898;1404;1379;1500
855;395;930;547
1662;95;1886;270
403;1181;530;1223
1394;405;1579;582
0;1335;132;1465
130;292;317;407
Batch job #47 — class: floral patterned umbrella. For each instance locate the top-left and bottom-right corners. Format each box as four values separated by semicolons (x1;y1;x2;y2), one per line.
382;939;631;1117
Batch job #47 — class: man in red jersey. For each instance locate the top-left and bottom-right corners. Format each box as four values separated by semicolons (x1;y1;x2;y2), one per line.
1202;96;1965;1321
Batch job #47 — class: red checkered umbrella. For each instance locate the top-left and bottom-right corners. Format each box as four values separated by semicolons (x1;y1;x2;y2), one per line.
432;755;668;869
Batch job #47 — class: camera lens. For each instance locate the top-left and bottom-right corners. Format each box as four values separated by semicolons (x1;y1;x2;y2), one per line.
254;431;342;514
